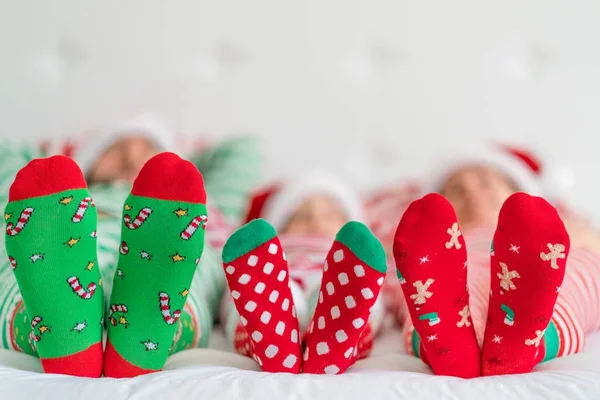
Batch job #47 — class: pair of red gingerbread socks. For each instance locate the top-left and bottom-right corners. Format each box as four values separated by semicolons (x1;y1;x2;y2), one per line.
394;193;570;378
221;219;387;374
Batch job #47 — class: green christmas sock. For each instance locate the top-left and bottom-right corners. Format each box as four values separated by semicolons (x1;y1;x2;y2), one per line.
103;152;208;378
4;156;103;377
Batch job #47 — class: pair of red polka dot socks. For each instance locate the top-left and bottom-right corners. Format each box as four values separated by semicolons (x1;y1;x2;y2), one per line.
222;219;387;374
394;193;569;378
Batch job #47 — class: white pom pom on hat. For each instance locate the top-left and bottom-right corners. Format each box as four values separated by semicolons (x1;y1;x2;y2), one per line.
73;113;176;177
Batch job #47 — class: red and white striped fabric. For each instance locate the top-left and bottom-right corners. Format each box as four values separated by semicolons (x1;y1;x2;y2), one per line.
399;228;600;358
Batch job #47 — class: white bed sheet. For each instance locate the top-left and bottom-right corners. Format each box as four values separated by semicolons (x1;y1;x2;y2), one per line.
1;322;599;400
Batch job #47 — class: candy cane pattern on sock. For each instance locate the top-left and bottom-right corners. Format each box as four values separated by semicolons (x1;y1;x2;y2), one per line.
123;207;153;230
67;276;97;299
72;197;95;223
28;316;50;347
6;207;34;236
180;215;208;240
9;256;16;270
109;304;129;327
159;292;181;325
119;241;129;255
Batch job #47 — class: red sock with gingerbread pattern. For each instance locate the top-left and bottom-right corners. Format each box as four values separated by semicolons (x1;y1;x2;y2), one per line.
482;193;569;375
393;193;480;378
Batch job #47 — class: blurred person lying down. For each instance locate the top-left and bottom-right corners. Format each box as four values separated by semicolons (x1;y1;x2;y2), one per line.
390;143;600;378
220;171;388;374
0;114;262;377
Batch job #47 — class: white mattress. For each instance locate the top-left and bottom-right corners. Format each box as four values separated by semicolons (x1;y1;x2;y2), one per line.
1;322;599;400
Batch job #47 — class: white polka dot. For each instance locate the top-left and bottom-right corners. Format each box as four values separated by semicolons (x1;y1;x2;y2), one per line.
352;318;365;329
317;342;330;355
265;345;278;358
303;347;309;361
318;316;326;330
268;243;278;254
354;265;365;277
240;316;248;326
326;282;335;295
323;260;328;272
231;290;240;300
353;347;358;357
245;301;257;312
238;274;251;285
252;331;263;342
282;298;290;311
254;282;266;294
336;330;348;343
263;262;274;275
333;250;344;262
282;251;287;261
363;288;375;300
377;277;384;286
248;255;258;266
226;265;235;275
330;306;340;319
292;306;296;318
344;347;353;358
338;273;349;286
345;296;356;309
283;354;297;368
260;311;271;324
291;329;298;343
269;290;279;303
255;355;263;366
319;291;324;304
309;321;314;333
275;321;286;335
324;365;340;375
277;270;287;282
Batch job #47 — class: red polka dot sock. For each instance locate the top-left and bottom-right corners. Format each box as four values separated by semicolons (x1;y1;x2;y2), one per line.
393;193;480;378
303;222;387;375
482;193;569;376
222;219;301;373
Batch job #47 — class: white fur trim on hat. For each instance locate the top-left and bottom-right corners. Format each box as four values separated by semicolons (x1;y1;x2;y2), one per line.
74;113;175;176
263;171;364;231
423;143;542;196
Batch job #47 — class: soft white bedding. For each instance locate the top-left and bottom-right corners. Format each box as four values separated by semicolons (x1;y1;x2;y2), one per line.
1;321;599;400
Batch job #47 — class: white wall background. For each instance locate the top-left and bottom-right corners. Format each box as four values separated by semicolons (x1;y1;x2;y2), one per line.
1;1;599;219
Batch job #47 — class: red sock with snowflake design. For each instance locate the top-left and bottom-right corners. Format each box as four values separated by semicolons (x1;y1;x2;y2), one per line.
222;219;302;373
393;193;480;378
302;221;387;375
482;193;569;375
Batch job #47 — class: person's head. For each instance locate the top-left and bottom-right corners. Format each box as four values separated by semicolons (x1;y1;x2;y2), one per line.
245;172;364;237
74;114;175;185
426;144;543;229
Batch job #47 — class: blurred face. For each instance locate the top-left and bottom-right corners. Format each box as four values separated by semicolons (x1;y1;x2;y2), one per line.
282;195;347;237
88;135;159;184
440;166;518;229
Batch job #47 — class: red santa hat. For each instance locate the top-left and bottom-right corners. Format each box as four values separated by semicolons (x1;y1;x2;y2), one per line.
423;142;577;204
73;113;176;177
244;171;365;231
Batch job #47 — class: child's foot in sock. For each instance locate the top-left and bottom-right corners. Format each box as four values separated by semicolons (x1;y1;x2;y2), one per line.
222;219;301;373
303;222;386;375
393;193;480;378
5;156;103;377
482;192;569;375
103;153;207;378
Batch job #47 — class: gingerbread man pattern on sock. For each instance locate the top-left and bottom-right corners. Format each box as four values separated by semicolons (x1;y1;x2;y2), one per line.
303;221;387;375
482;193;569;376
393;194;480;378
222;219;301;373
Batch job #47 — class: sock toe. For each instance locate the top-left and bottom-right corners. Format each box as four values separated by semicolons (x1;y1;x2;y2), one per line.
9;156;87;202
131;152;206;203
